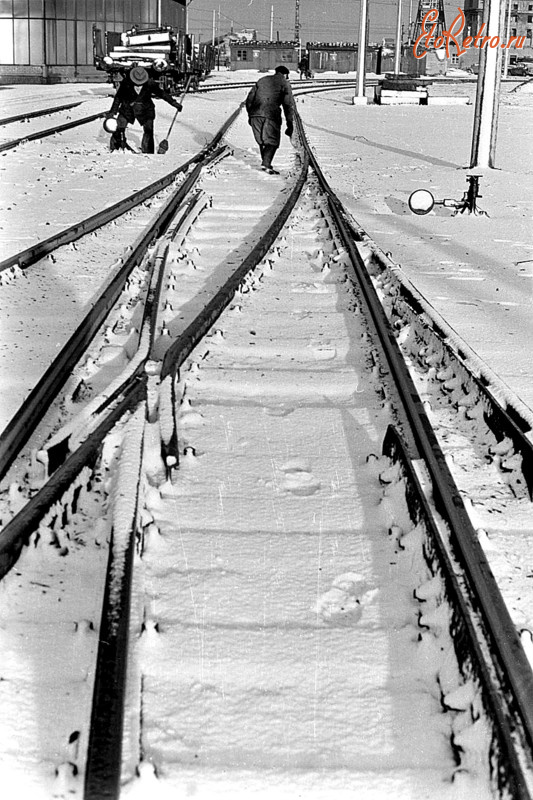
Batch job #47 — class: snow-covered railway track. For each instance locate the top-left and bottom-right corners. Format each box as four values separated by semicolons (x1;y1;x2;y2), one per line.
0;106;532;799
0;79;370;160
0;101;83;126
0;107;304;797
0;109;106;154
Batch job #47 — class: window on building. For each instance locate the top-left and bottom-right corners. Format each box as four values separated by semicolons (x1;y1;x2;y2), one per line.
14;1;29;18
236;49;247;61
14;18;29;62
0;0;13;18
29;0;44;16
529;15;533;22
0;17;14;63
29;17;44;63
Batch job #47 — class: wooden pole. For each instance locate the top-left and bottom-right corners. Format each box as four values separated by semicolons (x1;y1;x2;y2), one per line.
470;0;506;168
270;5;274;41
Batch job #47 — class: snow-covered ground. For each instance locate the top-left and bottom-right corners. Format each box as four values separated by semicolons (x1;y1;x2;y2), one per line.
0;70;531;419
0;70;531;799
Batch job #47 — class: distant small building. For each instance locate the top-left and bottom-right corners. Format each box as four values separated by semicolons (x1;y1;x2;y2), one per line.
229;41;299;72
307;43;358;73
307;43;395;75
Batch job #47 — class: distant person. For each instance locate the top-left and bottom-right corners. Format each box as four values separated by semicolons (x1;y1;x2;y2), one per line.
105;66;183;154
298;54;311;80
245;65;295;175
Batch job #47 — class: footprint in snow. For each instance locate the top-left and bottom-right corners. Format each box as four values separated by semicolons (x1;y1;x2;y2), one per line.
264;404;295;417
312;572;376;626
279;458;321;496
292;282;330;294
308;339;336;360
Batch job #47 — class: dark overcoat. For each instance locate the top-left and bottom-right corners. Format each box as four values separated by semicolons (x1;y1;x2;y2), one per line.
245;73;295;128
109;77;177;124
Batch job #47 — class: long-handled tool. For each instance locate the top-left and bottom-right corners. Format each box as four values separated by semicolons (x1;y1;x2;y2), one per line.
157;75;193;155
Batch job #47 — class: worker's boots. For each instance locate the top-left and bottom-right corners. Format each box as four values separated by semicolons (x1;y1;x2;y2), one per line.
110;130;128;151
261;145;279;175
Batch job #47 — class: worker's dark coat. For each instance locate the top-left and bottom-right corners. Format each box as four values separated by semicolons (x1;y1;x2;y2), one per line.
109;77;177;124
245;73;295;127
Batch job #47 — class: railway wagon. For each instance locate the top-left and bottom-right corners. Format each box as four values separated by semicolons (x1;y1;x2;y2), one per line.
93;25;215;92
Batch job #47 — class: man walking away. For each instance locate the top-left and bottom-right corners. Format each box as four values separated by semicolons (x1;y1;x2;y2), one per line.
105;66;183;154
245;65;295;175
298;53;311;79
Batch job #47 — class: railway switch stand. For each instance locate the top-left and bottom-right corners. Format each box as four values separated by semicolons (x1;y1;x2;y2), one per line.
409;174;488;216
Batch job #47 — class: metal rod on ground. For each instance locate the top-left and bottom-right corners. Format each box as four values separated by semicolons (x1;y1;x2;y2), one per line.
157;75;193;155
470;0;506;168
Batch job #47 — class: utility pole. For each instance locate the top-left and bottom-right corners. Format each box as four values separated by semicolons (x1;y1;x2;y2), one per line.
394;0;403;73
354;0;369;103
503;0;512;77
217;4;220;69
295;0;301;58
470;0;506;167
270;5;274;41
212;8;216;46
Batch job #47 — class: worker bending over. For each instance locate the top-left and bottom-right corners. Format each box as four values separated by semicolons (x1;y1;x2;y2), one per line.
105;66;182;154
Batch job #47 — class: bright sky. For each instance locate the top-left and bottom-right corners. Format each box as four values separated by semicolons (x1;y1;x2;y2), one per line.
186;0;462;45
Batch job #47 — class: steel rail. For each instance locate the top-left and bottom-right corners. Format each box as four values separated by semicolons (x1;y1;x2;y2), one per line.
0;374;146;579
200;77;377;92
0;192;209;577
0;110;105;153
365;251;533;498
0;107;243;478
83;244;175;800
0;101;82;126
0;149;221;484
157;155;309;467
0;194;209;577
41;190;209;476
0;154;196;274
81;143;309;800
383;425;533;799
0;106;240;275
295;114;533;796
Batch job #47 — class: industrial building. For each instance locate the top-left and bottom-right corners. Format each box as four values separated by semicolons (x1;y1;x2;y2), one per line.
0;0;186;84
